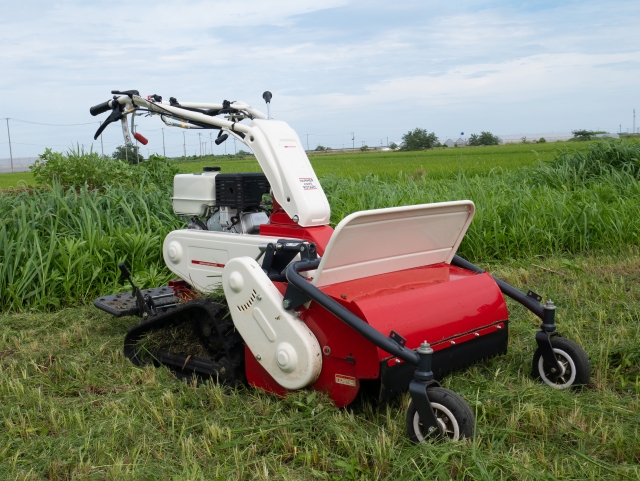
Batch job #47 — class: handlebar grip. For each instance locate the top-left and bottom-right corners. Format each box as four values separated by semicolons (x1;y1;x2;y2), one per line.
90;100;112;116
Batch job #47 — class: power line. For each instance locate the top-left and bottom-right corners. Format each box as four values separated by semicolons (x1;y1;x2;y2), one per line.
1;118;100;127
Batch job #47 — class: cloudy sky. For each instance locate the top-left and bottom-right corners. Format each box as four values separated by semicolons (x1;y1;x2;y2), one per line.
1;0;639;159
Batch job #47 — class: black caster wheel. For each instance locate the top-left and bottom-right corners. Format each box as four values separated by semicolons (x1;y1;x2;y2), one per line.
532;337;591;389
406;387;475;443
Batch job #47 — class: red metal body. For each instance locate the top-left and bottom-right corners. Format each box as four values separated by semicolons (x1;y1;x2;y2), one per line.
244;262;509;408
259;199;334;255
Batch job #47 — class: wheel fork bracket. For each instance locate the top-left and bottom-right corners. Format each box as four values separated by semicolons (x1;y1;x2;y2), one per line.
408;340;441;438
409;380;440;438
535;300;563;378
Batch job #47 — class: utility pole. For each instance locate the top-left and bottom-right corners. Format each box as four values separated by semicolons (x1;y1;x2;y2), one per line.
387;137;388;147
198;133;202;157
234;138;237;155
183;131;186;160
209;133;213;156
5;119;13;173
634;109;636;134
162;128;166;156
99;121;104;157
307;134;309;151
351;132;354;151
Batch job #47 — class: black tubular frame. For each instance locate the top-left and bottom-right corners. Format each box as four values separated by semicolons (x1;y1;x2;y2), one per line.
285;259;421;366
451;255;545;319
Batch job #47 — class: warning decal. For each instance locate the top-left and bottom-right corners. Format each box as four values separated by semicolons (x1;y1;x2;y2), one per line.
191;260;225;268
335;374;357;387
299;177;318;190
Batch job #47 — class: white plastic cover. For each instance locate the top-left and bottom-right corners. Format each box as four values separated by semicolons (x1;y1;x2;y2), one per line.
222;257;322;389
313;201;475;288
171;172;218;216
246;119;331;227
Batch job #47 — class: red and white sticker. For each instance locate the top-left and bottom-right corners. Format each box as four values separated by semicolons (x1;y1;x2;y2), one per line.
335;374;356;387
191;260;225;268
299;177;317;190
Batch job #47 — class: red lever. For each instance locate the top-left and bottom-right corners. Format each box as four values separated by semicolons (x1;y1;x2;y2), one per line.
133;132;148;145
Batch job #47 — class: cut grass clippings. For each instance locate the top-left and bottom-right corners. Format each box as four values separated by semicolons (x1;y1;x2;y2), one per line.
0;250;639;480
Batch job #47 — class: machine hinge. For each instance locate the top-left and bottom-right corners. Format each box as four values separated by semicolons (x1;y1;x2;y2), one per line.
526;290;543;302
389;330;407;348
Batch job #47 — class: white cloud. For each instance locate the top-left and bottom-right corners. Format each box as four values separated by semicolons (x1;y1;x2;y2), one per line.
1;0;640;157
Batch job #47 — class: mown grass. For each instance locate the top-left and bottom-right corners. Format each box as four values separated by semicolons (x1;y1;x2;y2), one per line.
1;250;638;480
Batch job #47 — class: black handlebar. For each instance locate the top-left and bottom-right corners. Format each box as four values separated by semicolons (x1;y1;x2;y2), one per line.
90;100;112;116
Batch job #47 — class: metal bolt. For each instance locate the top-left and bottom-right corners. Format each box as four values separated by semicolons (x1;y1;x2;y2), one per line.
256;354;261;361
496;325;502;329
322;346;331;355
475;332;480;337
220;367;226;375
544;299;556;310
450;340;456;345
283;299;291;309
256;294;262;301
417;340;433;355
293;215;299;222
428;426;437;432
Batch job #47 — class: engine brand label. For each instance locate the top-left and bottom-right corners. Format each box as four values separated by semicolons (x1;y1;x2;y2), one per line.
191;260;225;268
299;177;318;190
335;374;356;387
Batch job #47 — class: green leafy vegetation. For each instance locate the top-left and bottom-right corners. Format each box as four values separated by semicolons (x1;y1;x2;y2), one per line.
401;128;439;150
468;131;500;146
112;144;144;164
572;129;607;141
29;147;178;191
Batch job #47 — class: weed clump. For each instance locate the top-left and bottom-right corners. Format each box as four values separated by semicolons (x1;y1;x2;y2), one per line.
30;146;179;190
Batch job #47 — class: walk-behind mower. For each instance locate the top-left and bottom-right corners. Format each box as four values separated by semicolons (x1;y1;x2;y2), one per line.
91;90;591;442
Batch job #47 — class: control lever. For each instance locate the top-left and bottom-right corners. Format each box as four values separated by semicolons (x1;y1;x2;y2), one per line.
93;104;124;140
111;90;140;97
215;130;229;145
118;263;156;318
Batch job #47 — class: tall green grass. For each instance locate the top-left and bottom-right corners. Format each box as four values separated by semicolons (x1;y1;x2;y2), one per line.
0;183;182;311
1;141;639;311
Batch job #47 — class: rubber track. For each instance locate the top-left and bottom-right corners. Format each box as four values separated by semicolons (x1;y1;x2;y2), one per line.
123;298;245;385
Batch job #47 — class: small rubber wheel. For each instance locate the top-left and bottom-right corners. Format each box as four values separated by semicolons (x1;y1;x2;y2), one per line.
532;337;590;389
406;387;475;443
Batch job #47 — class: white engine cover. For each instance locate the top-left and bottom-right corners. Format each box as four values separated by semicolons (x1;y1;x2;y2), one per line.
222;257;322;390
245;119;331;227
163;230;285;292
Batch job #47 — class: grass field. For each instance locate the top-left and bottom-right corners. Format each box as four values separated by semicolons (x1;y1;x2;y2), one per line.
177;142;569;180
1;141;639;479
0;142;579;189
0;172;34;190
1;251;638;480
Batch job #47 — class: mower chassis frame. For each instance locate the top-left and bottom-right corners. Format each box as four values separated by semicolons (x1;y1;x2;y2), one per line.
284;254;566;435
